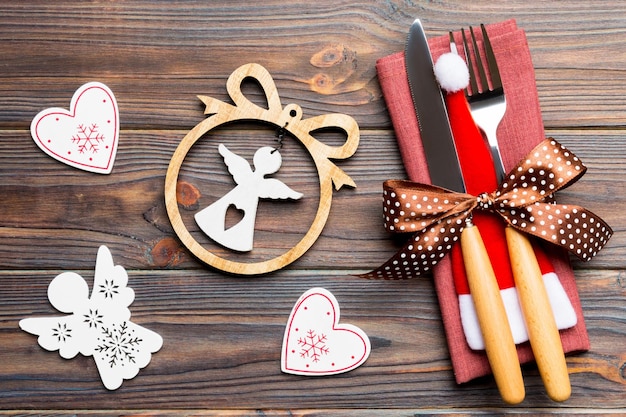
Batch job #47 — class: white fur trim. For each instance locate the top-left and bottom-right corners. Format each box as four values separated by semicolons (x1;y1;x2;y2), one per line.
459;288;528;351
459;273;577;351
543;272;578;329
434;52;469;93
459;293;485;350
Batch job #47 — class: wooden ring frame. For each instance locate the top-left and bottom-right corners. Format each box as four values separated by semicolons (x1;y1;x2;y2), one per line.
165;63;359;275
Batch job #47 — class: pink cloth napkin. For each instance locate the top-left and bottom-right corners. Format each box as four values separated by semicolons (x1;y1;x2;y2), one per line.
375;19;589;384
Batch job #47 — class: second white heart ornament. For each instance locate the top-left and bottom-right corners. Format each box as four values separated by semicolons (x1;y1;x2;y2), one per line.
281;288;371;376
30;82;119;174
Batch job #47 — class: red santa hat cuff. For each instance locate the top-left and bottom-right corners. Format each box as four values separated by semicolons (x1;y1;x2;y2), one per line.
433;52;577;350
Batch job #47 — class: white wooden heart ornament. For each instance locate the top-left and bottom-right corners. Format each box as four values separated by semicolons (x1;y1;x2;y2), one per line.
281;288;371;376
30;82;119;174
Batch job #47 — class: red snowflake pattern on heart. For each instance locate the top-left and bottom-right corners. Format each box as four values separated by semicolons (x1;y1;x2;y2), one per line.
72;123;105;154
298;329;329;362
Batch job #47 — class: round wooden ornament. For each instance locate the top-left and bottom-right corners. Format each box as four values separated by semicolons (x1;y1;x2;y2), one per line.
165;63;359;275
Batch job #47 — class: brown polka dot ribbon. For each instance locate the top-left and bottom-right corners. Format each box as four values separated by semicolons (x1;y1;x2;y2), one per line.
363;138;613;280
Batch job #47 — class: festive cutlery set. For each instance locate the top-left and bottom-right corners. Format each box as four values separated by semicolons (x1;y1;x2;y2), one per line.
407;20;526;403
373;19;613;403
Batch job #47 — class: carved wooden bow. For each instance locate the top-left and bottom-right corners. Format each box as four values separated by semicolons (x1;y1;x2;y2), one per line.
198;63;359;190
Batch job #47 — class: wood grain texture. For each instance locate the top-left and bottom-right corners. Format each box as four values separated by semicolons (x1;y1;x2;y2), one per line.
1;270;624;410
0;0;625;414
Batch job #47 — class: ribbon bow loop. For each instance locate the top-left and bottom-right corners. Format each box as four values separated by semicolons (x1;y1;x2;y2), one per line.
493;139;587;210
382;180;475;234
364;139;613;280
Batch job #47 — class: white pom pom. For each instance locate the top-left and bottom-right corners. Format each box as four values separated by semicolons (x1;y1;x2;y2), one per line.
434;52;469;93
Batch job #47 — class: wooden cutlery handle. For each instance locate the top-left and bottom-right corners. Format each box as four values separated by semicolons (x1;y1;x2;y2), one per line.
461;223;525;404
505;226;571;402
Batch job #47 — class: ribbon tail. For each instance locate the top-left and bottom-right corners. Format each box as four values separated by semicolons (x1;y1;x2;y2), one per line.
329;165;356;190
359;216;465;280
358;244;420;280
198;95;236;116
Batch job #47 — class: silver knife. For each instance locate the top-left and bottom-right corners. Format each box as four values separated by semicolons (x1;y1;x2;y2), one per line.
405;21;464;193
405;19;525;404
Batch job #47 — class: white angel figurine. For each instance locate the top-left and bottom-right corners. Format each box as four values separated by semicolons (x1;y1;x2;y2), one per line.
19;245;163;390
195;144;303;252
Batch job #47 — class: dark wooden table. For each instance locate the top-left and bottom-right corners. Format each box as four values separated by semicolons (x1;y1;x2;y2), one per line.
1;1;625;415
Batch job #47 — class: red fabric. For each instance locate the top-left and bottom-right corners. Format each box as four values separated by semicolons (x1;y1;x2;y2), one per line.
535;240;556;274
375;19;589;383
443;89;515;295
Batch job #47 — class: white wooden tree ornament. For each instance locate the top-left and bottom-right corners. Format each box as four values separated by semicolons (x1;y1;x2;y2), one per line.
165;63;360;275
19;246;163;390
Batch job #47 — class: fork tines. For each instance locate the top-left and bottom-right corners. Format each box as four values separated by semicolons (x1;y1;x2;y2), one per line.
460;24;502;95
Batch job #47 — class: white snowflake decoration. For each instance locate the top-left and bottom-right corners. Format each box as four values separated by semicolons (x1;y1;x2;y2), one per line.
19;245;163;390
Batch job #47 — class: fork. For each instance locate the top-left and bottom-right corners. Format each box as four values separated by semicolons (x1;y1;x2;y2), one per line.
453;25;571;402
459;25;507;183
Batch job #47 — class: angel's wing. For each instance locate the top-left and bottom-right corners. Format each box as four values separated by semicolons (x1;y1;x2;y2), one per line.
219;144;253;185
19;315;86;359
21;271;99;358
258;178;303;200
90;245;134;322
92;320;163;390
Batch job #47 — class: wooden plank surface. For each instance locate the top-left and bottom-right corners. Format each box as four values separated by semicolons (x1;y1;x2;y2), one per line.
1;0;625;414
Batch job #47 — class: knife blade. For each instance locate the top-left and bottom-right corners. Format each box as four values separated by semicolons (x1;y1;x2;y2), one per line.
405;19;525;404
405;20;465;193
